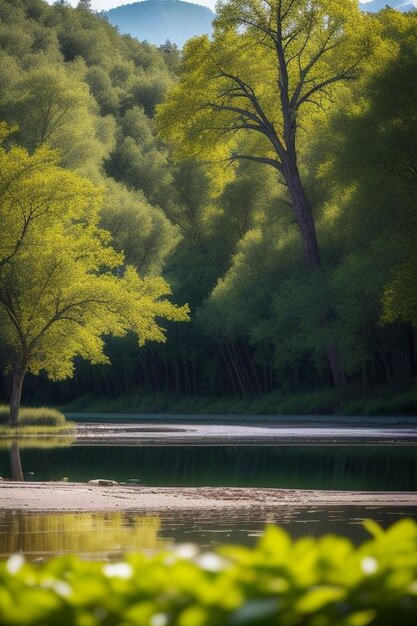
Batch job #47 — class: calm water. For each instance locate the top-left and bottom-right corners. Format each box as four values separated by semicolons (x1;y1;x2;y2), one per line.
1;506;416;561
1;431;417;560
1;443;417;490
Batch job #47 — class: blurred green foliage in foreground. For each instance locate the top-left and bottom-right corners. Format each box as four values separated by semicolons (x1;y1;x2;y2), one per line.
1;520;417;625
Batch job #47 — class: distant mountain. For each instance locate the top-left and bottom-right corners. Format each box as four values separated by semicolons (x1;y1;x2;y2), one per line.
360;0;416;12
105;0;415;49
105;0;215;48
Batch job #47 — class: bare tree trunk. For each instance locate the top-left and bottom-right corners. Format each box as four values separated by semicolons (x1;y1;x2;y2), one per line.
325;345;346;389
361;362;370;393
284;155;346;388
10;442;24;481
8;366;26;427
242;341;263;395
370;333;392;388
409;324;416;379
226;341;248;396
217;339;238;396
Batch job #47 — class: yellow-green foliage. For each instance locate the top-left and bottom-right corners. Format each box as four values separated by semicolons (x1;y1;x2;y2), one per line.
0;129;189;383
1;520;417;625
0;405;75;436
157;0;374;164
0;512;168;558
0;406;67;427
0;436;75;449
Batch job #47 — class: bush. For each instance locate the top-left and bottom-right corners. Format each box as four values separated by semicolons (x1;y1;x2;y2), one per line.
1;520;417;625
0;406;75;434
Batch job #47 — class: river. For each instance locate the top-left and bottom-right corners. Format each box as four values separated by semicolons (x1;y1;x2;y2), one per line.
1;417;416;560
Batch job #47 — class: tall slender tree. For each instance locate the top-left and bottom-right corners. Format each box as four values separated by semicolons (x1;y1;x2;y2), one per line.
158;0;376;386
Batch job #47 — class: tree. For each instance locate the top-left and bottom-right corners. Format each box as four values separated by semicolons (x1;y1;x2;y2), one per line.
307;9;417;380
0;65;111;175
100;180;179;276
158;0;375;387
0;135;189;426
77;0;92;11
0;123;66;270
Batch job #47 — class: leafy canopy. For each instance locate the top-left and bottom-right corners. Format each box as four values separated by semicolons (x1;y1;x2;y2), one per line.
0;132;189;380
158;0;375;171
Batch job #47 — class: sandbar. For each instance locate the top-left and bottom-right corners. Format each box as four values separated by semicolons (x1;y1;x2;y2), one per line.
1;482;417;512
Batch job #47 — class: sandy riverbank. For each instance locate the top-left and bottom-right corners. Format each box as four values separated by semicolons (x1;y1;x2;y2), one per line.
1;482;417;512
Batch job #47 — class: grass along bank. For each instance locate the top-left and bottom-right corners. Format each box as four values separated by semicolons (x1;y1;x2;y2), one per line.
0;406;76;436
61;387;417;417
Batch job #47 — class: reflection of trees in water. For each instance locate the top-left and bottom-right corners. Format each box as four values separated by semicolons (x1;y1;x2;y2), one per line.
0;512;171;559
0;436;76;451
10;442;23;481
1;436;75;481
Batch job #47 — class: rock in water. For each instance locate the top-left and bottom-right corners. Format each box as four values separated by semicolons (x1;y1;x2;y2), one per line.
88;479;118;486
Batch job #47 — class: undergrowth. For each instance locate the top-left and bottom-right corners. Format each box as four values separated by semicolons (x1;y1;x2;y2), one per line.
61;387;417;417
0;405;75;435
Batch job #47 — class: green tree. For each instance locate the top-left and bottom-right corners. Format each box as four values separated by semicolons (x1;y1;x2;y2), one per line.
308;9;417;383
0;135;189;426
0;64;112;175
77;0;92;11
101;180;179;275
158;0;376;387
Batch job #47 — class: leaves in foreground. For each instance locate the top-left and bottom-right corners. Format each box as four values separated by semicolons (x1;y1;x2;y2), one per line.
1;520;417;625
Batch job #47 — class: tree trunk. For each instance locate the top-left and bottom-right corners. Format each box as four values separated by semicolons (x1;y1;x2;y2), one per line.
325;344;346;389
8;366;26;427
284;155;346;388
10;442;24;481
285;159;321;272
217;339;238;396
409;324;416;379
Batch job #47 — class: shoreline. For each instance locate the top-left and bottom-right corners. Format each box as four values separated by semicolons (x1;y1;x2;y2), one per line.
2;482;417;512
72;422;417;445
66;412;417;426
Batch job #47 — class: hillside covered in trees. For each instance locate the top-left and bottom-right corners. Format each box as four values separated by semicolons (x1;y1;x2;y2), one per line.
103;0;415;49
105;0;215;48
0;0;416;414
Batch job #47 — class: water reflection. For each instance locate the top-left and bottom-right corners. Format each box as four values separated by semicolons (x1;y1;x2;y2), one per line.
1;444;416;490
0;437;75;481
10;442;24;481
1;506;417;561
0;512;170;559
0;436;76;451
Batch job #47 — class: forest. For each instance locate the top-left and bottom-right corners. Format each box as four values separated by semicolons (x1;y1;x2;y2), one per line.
0;0;416;415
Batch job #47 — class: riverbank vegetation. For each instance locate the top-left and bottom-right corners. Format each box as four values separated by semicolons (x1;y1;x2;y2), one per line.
0;406;75;436
0;0;416;414
62;387;417;417
1;520;417;625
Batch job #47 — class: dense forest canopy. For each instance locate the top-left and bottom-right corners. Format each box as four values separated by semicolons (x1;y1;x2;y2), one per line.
0;0;416;410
